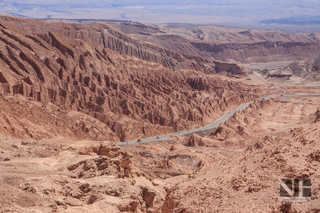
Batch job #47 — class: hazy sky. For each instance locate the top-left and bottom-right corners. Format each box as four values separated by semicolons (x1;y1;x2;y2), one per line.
1;0;320;27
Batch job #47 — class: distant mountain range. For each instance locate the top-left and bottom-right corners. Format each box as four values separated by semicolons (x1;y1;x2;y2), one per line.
261;16;320;25
1;0;320;33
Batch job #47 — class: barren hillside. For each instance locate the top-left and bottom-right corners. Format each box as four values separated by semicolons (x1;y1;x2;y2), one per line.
0;17;262;142
1;16;320;213
0;139;168;212
0;15;249;74
109;22;320;63
162;97;320;212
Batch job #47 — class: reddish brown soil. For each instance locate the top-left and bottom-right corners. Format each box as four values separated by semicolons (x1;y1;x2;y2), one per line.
0;15;248;74
162;97;320;212
0;20;261;141
110;22;320;64
1;16;319;213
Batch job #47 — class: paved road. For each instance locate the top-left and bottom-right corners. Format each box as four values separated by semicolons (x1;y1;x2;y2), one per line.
117;73;319;146
118;101;253;146
117;92;286;146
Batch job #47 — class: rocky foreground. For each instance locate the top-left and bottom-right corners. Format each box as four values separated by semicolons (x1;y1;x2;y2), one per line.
0;139;167;212
1;96;320;212
162;97;320;212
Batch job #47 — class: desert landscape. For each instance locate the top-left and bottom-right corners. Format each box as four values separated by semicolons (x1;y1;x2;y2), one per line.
0;14;320;213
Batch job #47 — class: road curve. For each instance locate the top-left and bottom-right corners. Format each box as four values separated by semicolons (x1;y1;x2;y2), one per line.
117;75;320;146
117;92;286;146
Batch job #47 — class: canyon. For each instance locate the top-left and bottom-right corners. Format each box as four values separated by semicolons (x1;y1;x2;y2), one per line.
109;22;320;63
0;15;319;213
0;20;261;142
0;15;246;74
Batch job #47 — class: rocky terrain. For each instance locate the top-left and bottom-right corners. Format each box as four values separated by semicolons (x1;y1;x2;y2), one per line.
2;92;320;212
0;15;320;213
0;139;168;212
162;96;320;213
0;17;263;142
121;141;203;180
109;22;320;63
0;15;249;74
270;54;320;82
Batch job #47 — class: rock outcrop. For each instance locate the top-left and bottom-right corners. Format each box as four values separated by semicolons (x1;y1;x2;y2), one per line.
187;133;218;147
267;69;293;78
278;54;320;81
162;114;320;213
0;138;167;213
66;141;135;179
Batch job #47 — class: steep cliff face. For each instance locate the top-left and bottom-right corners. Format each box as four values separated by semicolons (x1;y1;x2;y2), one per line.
130;34;320;63
0;24;260;141
110;22;320;63
107;22;164;35
130;34;207;59
0;15;242;74
190;41;320;63
110;22;320;43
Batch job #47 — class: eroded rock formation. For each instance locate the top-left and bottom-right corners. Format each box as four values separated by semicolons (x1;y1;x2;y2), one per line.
110;21;320;63
162;102;320;213
0;21;260;141
0;15;249;74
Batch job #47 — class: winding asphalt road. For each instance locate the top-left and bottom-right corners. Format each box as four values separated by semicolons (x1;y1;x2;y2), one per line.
117;73;320;146
117;95;271;146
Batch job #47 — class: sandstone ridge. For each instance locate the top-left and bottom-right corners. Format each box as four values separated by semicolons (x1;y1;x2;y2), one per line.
0;15;248;74
110;21;320;63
